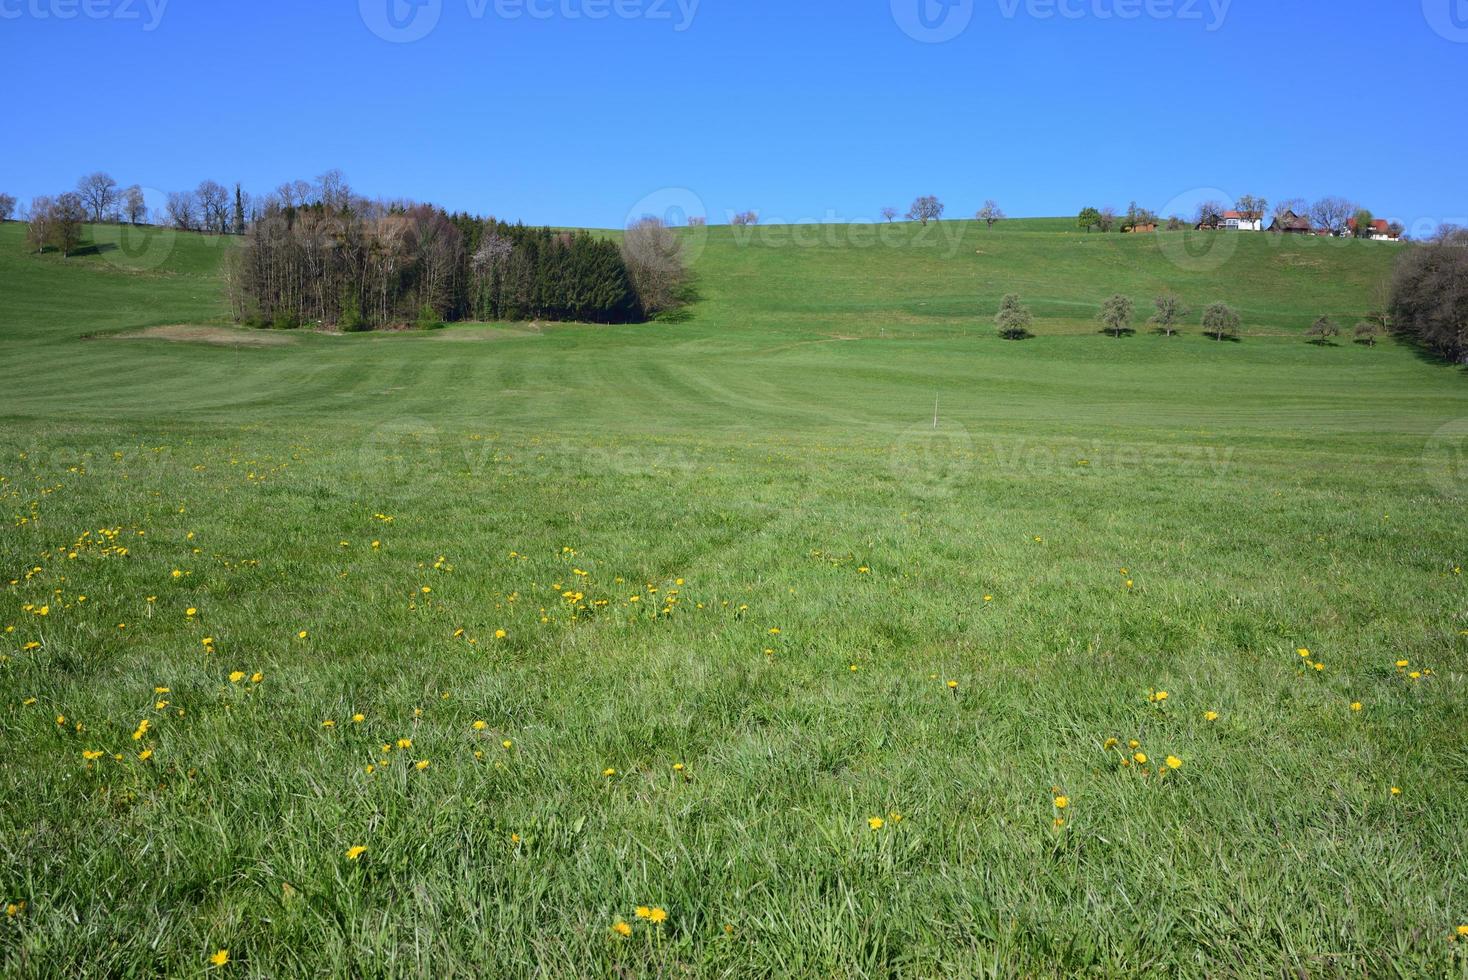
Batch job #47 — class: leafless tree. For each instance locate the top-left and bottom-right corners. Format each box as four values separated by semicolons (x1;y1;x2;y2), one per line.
77;172;119;223
1202;301;1241;341
166;190;200;231
0;193;15;222
1235;194;1267;220
317;169;353;212
1310;196;1355;235
53;192;87;256
687;216;707;227
197;180;230;233
907;195;944;225
1305;315;1340;344
25;196;55;252
123;185;147;224
1195;200;1225;228
881;207;897;223
1273;198;1306;221
622;216;687;315
1353;322;1382;347
731;210;759;226
1098;206;1117;233
977;200;1005;228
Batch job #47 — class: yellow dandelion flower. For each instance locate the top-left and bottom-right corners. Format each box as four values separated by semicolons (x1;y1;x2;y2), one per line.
138;749;153;761
250;672;263;683
501;740;513;750
228;671;245;683
635;906;653;919
351;713;365;723
472;720;487;730
1052;817;1065;828
396;738;412;749
649;907;668;924
1133;752;1148;764
210;949;228;967
1297;648;1310;658
1053;795;1069;809
1457;924;1468;937
602;768;616;777
1204;711;1219;721
1165;756;1183;770
1103;737;1118;749
947;680;959;689
1350;702;1362;712
345;846;367;861
1395;659;1409;668
495;629;506;639
414;759;430;770
672;762;685;772
297;630;308;639
612;921;632;937
868;816;885;830
1390;786;1401;796
82;750;104;761
322;720;335;728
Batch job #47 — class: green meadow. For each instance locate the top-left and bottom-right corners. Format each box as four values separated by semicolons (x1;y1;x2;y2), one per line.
1;217;1465;976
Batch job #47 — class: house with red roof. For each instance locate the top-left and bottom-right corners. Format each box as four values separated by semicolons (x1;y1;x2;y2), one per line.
1346;216;1400;241
1223;209;1263;232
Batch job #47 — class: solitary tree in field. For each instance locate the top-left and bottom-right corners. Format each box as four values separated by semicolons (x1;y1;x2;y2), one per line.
622;216;687;315
1077;207;1102;233
1202;302;1241;341
995;293;1034;340
731;210;759;226
977;200;1005;229
881;206;897;223
77;172;119;223
1305;315;1340;344
907;196;944;225
124;185;146;224
0;193;15;222
1098;293;1135;338
1150;292;1189;336
1353;321;1382;347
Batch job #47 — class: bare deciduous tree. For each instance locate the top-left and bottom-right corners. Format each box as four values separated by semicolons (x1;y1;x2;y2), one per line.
1202;301;1241;341
1273;198;1306;221
1195;200;1225;228
1306;315;1340;344
197;180;230;234
0;193;16;222
166;190;200;231
25;196;55;252
1309;196;1355;236
1098;206;1117;233
1235;194;1267;220
881;206;897;223
731;210;759;226
622;216;687;316
53;192;87;256
977;200;1005;229
1353;322;1382;347
124;185;147;224
907;196;944;226
77;172;119;223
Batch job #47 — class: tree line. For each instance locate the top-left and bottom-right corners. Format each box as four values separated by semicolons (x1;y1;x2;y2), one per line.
228;186;684;330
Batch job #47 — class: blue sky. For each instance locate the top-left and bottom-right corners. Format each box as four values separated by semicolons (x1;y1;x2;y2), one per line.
2;0;1465;230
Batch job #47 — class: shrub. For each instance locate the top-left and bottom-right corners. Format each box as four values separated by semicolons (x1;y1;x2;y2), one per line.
416;303;442;331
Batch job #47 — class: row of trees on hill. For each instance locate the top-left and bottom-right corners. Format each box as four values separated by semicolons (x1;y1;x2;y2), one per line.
228;195;679;329
1389;226;1468;363
873;197;1006;228
995;293;1244;341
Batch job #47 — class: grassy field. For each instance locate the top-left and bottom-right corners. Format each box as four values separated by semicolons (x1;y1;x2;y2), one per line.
1;217;1465;977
